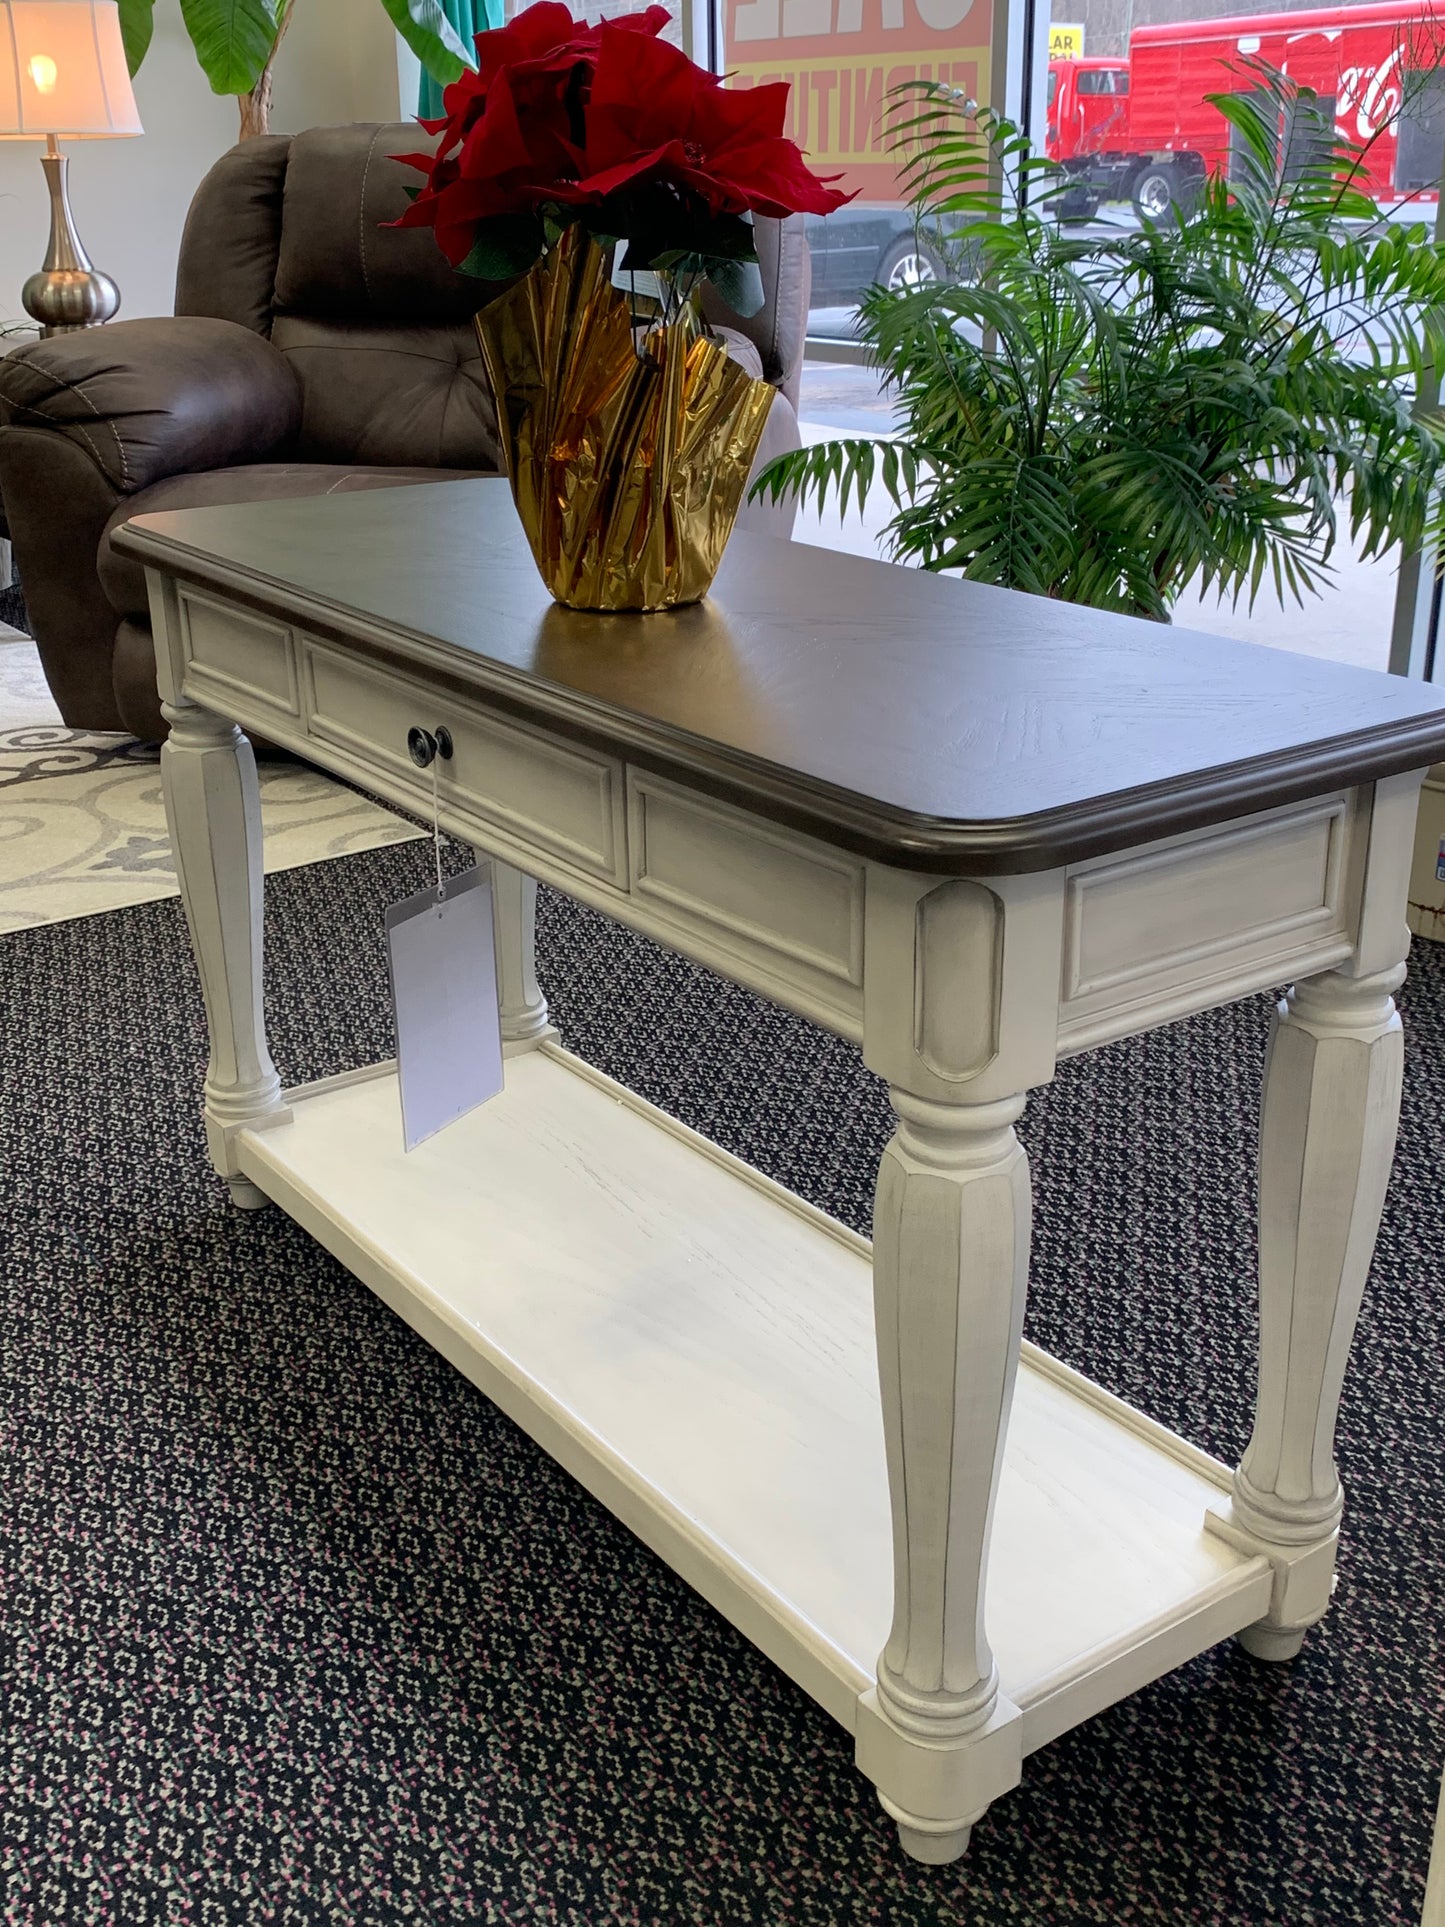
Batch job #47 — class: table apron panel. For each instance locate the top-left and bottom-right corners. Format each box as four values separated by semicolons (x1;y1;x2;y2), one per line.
166;589;1379;1065
302;638;629;885
176;587;301;719
173;619;868;1039
1056;791;1364;1055
627;770;867;1023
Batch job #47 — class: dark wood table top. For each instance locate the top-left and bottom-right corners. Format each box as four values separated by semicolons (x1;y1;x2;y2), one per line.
115;476;1445;873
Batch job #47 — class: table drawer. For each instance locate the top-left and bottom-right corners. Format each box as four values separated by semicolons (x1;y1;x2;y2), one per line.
627;771;865;1030
1057;794;1361;1051
177;589;299;717
302;641;627;885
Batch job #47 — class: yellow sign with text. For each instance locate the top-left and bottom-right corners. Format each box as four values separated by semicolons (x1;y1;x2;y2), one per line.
725;0;993;203
1048;23;1085;58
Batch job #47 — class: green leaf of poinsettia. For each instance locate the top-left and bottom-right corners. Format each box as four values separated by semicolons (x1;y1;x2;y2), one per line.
377;0;472;85
117;0;155;74
459;213;547;281
704;257;766;318
575;207;622;253
177;0;283;93
691;213;760;261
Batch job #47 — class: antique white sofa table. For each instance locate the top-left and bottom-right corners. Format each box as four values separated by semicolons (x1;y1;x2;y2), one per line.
115;479;1445;1865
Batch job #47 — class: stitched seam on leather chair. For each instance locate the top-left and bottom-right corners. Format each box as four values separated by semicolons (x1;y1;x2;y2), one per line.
357;126;383;304
278;341;466;364
0;374;128;489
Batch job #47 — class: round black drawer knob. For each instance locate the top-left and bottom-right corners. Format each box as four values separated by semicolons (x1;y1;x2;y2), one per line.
407;725;454;769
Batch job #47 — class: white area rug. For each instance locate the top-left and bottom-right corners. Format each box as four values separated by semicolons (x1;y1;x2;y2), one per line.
0;636;422;934
0;621;66;725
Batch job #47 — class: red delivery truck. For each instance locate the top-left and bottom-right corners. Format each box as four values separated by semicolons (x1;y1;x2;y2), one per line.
1047;1;1445;220
1046;55;1131;170
724;0;995;302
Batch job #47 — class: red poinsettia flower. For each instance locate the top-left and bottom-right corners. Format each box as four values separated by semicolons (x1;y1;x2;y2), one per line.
389;3;850;277
393;5;585;188
393;1;676;260
394;69;576;265
559;23;850;219
404;2;671;170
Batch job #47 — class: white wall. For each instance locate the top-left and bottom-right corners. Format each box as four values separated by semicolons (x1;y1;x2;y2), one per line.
0;0;404;327
270;0;402;135
395;37;423;123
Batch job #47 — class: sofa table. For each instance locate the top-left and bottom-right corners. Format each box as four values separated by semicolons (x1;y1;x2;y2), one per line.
114;478;1445;1865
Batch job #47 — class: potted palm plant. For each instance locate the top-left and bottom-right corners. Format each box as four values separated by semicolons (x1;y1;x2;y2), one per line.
753;68;1445;622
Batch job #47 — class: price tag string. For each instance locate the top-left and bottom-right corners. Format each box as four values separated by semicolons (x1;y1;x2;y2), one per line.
430;754;445;902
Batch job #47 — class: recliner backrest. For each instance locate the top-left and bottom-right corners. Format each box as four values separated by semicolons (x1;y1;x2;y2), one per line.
175;123;810;471
176;124;501;471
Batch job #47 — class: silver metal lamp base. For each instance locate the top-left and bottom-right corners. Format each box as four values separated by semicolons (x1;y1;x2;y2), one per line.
22;141;120;336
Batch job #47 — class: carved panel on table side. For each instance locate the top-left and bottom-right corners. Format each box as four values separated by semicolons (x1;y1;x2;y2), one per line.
1056;793;1365;1055
626;772;865;1031
178;588;300;718
912;880;1004;1082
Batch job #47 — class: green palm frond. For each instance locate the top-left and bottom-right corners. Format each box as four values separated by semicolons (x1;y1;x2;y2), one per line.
754;66;1445;618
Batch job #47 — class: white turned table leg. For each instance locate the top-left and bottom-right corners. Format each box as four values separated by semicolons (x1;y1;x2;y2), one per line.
490;859;555;1049
161;698;287;1207
856;1087;1029;1864
1231;961;1406;1659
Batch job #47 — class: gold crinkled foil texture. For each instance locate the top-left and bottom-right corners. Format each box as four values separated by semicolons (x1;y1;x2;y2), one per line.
475;227;775;612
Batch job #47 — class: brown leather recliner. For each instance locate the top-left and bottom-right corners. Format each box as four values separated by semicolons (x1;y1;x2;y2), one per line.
0;123;811;742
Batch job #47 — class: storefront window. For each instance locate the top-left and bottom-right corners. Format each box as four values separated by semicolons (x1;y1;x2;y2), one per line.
1040;1;1444;670
1042;2;1441;229
721;0;996;338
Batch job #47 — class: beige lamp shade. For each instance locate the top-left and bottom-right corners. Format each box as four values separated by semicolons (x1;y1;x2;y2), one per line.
0;0;142;137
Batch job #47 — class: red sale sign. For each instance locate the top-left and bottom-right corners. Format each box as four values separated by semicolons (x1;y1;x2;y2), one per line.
724;0;992;201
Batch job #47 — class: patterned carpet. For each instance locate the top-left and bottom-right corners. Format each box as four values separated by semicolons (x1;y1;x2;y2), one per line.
0;636;422;932
0;578;30;637
0;627;70;729
1;839;1441;1925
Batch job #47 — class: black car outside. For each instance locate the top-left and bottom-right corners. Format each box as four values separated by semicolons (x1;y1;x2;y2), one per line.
803;204;951;306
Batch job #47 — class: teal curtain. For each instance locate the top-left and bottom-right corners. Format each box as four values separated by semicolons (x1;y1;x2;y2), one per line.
419;0;503;117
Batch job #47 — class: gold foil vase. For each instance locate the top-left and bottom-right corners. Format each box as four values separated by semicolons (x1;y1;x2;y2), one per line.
474;228;776;612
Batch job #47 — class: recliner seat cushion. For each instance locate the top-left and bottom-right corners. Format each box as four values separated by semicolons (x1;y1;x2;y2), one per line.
99;464;487;618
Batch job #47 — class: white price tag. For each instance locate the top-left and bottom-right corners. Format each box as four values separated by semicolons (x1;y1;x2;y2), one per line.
385;864;504;1151
610;258;664;305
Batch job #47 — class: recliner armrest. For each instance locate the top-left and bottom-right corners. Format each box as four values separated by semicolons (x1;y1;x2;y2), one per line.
0;315;301;496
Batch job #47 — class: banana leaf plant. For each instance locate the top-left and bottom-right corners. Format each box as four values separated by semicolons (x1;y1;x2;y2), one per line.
117;0;473;139
753;66;1445;621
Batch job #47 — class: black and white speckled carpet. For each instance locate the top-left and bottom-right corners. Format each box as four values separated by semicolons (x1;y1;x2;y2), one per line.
0;578;30;636
1;840;1442;1925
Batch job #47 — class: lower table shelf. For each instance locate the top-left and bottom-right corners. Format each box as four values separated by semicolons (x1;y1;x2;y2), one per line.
237;1042;1272;1755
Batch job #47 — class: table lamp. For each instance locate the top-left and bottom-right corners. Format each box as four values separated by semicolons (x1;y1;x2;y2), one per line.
0;0;142;333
